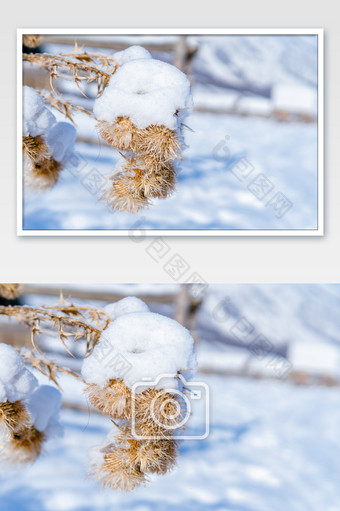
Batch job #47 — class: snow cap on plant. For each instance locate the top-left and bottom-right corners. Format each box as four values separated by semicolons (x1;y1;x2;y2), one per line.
0;344;63;465
93;46;193;213
2;385;63;465
23;86;56;138
23;86;76;190
83;298;197;491
0;343;38;407
103;296;150;320
82;299;197;391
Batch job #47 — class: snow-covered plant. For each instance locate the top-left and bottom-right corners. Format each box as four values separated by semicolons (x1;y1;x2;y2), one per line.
94;46;193;212
82;297;197;491
23;86;76;190
22;40;192;211
0;344;62;465
0;295;197;491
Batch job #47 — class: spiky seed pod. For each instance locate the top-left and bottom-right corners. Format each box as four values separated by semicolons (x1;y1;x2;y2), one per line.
97;112;188;212
23;35;41;49
6;426;45;465
133;388;185;437
22;135;49;162
0;284;22;300
115;429;178;475
136;125;182;162
134;165;177;199
105;172;150;213
25;157;62;190
118;157;177;200
85;379;132;419
95;448;147;492
22;135;49;161
0;401;30;432
97;117;139;152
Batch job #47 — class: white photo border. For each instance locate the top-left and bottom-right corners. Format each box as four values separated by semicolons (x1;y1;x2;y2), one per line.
17;28;324;237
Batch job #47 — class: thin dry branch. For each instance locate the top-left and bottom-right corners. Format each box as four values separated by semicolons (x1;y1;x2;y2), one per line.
0;304;110;355
23;51;118;96
37;90;96;125
19;348;83;388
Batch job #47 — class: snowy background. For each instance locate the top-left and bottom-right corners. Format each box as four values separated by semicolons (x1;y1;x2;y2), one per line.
1;283;339;510
22;34;319;231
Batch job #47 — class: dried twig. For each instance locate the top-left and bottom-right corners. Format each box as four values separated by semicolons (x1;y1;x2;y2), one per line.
37;90;96;125
18;348;83;388
23;51;118;97
0;304;110;355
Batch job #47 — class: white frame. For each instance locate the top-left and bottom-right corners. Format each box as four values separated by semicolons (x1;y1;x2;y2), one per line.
17;28;324;236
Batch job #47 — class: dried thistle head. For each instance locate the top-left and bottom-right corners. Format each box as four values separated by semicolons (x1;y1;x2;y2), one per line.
25;157;62;190
94;447;147;491
133;388;185;436
133;164;177;199
0;400;30;432
23;35;41;49
5;426;45;465
85;379;131;420
136;125;182;162
0;284;22;300
23;135;49;162
116;430;178;475
97;117;139;152
104;172;150;213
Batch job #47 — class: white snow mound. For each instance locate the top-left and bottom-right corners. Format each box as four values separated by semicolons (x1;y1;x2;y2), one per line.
94;56;193;130
46;122;76;163
23;86;56;137
0;343;38;403
104;296;149;320
82;300;197;391
113;45;152;66
27;385;63;438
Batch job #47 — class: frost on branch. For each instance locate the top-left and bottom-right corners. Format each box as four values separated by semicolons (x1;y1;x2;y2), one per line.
22;86;76;190
0;344;62;465
94;46;193;213
82;298;197;491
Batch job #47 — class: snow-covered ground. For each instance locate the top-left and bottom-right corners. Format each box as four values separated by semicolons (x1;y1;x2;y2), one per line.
22;111;317;230
22;34;319;231
1;374;339;511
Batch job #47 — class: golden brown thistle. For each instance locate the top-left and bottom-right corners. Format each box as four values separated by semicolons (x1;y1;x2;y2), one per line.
23;135;49;162
136;125;182;162
97;118;139;152
23;134;62;190
5;426;45;465
94;447;147;491
105;172;150;214
85;380;132;420
115;429;178;475
133;164;177;199
0;401;30;432
23;35;41;49
133;388;185;437
88;382;184;491
26;157;62;190
97;114;186;213
0;284;22;300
